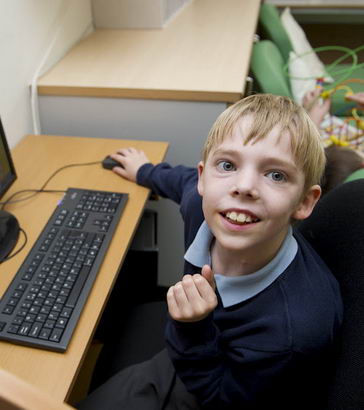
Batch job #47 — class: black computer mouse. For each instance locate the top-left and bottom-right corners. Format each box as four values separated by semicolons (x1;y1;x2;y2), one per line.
0;210;20;262
102;155;124;170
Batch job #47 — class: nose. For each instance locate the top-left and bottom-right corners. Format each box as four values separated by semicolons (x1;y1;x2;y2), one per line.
230;169;260;199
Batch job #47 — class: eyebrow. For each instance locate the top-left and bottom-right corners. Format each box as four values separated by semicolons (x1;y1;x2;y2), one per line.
211;148;238;158
261;157;298;172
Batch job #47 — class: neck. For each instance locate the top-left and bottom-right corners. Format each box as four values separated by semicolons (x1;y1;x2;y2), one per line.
211;230;289;277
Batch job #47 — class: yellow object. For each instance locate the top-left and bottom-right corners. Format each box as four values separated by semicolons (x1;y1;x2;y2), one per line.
358;120;364;130
320;90;332;99
329;135;349;146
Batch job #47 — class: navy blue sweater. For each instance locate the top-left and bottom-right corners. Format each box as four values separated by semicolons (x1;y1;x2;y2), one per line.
137;162;343;410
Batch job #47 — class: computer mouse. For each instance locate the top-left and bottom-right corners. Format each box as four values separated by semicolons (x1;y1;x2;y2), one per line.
0;210;20;262
102;155;124;170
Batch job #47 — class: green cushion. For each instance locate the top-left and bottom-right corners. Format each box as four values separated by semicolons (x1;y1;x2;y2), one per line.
259;3;293;62
251;40;292;98
344;168;364;183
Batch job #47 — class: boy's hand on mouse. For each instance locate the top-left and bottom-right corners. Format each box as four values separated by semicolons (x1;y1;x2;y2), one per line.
110;148;150;182
167;265;217;323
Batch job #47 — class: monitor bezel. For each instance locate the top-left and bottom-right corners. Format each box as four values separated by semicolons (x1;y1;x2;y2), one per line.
0;117;17;201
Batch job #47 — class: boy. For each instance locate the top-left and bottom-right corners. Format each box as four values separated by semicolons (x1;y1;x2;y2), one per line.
83;94;343;409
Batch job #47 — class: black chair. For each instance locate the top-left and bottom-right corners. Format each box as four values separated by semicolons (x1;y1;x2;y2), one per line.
297;179;364;409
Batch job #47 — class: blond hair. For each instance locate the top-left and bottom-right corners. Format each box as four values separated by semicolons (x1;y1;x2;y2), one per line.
202;93;326;192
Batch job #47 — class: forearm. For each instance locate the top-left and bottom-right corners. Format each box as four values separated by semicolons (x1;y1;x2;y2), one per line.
137;162;198;204
166;316;259;408
165;316;227;407
165;315;295;408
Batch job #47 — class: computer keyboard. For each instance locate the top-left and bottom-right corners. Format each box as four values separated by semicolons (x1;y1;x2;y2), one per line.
0;187;128;352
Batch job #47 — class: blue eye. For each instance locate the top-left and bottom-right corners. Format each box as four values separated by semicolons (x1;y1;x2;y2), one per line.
217;161;235;172
267;171;286;182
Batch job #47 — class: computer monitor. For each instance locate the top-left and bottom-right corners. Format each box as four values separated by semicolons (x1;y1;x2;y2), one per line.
0;117;19;262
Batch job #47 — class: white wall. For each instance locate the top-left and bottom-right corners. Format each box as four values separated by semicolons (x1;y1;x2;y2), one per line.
0;0;93;149
91;0;191;29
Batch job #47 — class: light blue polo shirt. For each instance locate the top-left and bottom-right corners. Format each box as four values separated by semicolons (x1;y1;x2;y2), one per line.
184;221;298;308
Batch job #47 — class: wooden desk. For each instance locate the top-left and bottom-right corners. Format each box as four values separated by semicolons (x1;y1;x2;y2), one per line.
37;0;261;288
0;134;168;402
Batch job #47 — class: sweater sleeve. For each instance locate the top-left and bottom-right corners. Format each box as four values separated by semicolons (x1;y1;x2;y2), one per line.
165;315;307;409
136;162;198;205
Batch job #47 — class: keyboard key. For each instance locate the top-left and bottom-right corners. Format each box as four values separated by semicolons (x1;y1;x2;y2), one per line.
7;325;19;334
12;316;23;325
60;307;72;319
65;265;91;308
44;320;56;329
2;306;14;315
56;317;67;328
29;323;42;338
18;322;32;336
38;328;51;340
36;314;47;323
50;328;63;342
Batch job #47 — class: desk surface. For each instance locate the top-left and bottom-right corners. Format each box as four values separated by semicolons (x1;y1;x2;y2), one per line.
38;0;260;103
0;134;168;402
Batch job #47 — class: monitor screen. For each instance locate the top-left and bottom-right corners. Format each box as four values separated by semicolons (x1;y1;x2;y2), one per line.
0;118;19;262
0;118;17;200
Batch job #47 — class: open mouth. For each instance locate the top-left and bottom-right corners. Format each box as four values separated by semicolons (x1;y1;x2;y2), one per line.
222;211;260;225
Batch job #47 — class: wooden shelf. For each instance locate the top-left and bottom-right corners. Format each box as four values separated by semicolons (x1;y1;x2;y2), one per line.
38;0;260;103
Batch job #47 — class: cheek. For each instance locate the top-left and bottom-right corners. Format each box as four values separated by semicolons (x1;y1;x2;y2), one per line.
202;182;225;201
201;188;220;216
266;193;299;218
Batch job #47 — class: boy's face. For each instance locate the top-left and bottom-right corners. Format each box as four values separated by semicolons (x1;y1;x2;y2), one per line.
198;116;321;262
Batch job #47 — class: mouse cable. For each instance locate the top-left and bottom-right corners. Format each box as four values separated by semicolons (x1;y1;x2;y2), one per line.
0;189;66;211
0;160;102;211
38;160;102;192
0;228;28;264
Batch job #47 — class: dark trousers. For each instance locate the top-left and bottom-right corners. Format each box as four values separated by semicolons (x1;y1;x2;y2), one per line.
77;349;200;410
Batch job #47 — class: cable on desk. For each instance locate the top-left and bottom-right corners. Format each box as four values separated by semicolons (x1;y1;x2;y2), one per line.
0;160;102;262
0;161;102;210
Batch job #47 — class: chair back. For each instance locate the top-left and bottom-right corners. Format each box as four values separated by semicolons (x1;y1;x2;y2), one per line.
297;179;364;408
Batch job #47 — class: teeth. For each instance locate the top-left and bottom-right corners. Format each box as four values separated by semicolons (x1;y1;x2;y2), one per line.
226;211;258;224
237;213;246;223
229;211;237;221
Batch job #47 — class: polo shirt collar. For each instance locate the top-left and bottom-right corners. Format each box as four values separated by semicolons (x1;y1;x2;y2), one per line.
184;221;297;307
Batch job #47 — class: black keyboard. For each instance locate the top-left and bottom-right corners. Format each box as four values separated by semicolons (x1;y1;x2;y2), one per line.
0;188;128;352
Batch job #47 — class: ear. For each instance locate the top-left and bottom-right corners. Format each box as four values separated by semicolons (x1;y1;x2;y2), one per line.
197;161;205;196
292;185;322;220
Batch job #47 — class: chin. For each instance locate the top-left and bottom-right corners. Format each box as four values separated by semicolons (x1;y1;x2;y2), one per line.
213;233;257;253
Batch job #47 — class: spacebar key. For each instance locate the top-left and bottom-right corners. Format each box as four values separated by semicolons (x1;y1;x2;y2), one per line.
66;265;91;308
